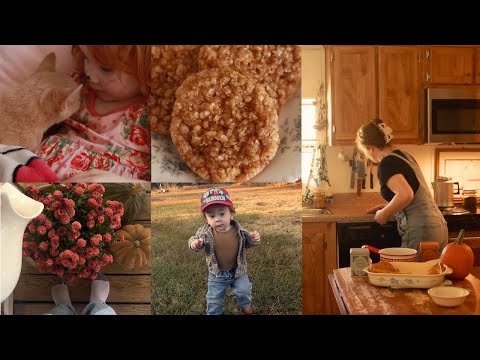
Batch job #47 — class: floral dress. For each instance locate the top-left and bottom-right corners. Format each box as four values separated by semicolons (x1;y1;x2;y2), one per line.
38;89;151;181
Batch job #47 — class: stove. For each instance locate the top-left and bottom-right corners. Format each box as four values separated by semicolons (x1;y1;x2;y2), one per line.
441;207;471;215
441;206;480;233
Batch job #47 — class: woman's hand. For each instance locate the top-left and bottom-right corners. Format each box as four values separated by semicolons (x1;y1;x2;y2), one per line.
373;173;414;225
366;204;386;214
374;208;389;225
250;231;261;243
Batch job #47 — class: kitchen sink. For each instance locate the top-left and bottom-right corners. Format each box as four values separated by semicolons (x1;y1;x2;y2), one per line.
302;207;332;215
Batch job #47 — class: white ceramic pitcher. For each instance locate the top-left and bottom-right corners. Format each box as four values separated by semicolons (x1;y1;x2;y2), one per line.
1;183;44;303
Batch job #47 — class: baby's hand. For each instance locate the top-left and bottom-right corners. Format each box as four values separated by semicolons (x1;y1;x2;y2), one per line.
191;238;204;250
250;231;261;243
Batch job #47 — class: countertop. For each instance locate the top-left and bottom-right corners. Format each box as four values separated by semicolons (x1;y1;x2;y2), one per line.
329;266;480;315
303;193;390;223
303;192;480;223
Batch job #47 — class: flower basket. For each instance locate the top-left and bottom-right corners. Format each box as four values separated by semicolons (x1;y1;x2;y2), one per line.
22;183;125;282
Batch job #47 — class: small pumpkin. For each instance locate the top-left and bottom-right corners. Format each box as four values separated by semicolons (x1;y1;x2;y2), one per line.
111;224;151;269
440;229;474;280
103;183;147;224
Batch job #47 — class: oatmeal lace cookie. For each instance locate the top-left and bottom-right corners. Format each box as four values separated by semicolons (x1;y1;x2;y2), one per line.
197;45;301;108
170;68;279;182
151;45;201;135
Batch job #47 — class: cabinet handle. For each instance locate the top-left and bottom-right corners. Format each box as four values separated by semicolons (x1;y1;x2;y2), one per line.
426;72;430;82
332;124;336;134
331;53;334;62
426;49;430;59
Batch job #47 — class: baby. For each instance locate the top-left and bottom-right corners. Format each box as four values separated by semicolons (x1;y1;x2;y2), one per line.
37;45;151;181
189;187;260;315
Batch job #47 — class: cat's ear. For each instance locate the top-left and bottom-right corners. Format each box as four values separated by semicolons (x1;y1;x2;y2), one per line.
61;84;83;112
34;52;56;73
41;84;83;117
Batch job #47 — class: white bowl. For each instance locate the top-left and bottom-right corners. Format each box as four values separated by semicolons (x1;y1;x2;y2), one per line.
379;247;417;262
428;286;470;307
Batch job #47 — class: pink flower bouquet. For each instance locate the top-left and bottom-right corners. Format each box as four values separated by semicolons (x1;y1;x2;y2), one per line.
22;183;124;282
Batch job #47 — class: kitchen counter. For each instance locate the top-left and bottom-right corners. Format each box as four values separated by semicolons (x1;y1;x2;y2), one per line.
303;192;480;223
329;267;480;315
303;193;388;223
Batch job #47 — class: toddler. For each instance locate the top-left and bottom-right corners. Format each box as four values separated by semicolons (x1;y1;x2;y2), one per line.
189;187;260;315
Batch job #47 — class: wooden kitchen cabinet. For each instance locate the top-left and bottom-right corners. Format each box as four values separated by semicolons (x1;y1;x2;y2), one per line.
327;46;377;145
378;46;423;143
302;221;339;315
327;45;423;145
424;46;475;84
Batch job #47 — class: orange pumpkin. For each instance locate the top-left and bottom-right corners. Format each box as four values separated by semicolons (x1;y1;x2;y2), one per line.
440;229;474;280
111;224;151;269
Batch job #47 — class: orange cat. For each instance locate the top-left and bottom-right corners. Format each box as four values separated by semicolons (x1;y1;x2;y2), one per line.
0;52;82;152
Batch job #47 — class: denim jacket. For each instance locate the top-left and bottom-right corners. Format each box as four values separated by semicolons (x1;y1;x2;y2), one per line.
188;219;258;278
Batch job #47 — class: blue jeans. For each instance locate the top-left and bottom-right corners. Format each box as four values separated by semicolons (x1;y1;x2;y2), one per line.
206;269;252;315
45;301;116;315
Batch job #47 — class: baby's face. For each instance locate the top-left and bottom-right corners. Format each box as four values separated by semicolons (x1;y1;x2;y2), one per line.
204;205;233;233
80;45;141;102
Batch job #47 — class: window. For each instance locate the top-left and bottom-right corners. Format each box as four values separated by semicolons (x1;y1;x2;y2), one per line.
302;98;317;183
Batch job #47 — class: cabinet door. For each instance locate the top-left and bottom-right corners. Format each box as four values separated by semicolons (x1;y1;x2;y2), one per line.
302;222;337;315
328;46;377;145
323;222;338;315
428;46;475;84
475;47;480;83
378;46;422;143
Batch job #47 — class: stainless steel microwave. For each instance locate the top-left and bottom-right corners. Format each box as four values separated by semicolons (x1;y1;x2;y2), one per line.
427;87;480;144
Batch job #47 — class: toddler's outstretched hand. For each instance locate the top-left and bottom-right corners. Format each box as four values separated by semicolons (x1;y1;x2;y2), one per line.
250;231;261;243
191;238;204;250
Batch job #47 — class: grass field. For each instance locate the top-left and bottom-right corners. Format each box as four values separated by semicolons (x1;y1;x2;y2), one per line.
151;182;302;315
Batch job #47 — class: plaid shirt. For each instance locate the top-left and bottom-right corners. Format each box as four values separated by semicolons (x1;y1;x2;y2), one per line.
188;220;258;278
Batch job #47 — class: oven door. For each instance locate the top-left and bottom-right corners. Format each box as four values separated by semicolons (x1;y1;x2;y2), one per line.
336;221;402;268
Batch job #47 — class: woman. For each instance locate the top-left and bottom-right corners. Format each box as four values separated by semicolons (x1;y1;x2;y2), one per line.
356;118;448;256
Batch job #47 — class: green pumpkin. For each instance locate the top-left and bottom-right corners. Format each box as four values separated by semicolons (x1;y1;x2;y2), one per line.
102;183;147;224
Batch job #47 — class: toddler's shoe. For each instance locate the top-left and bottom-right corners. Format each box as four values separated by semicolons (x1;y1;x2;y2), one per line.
241;304;254;315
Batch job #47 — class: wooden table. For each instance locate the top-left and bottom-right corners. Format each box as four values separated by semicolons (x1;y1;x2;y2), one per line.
329;267;480;315
8;185;152;315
